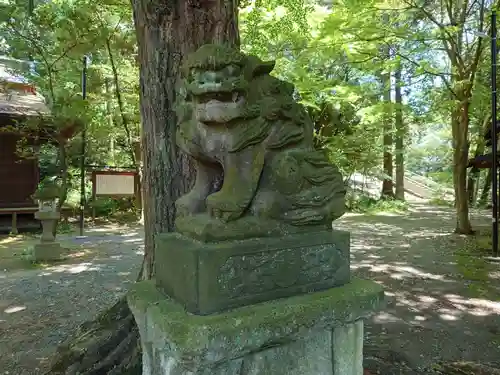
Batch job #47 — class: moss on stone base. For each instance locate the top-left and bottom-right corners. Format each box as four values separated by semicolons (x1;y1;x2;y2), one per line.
128;278;384;361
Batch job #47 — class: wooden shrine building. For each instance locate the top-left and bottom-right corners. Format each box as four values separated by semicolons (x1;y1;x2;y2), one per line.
0;57;49;233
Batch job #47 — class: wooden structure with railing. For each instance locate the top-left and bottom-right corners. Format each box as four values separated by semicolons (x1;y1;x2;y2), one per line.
0;56;49;233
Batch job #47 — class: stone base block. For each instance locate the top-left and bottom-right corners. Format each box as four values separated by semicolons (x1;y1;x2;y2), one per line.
155;230;350;315
33;242;62;261
128;278;384;375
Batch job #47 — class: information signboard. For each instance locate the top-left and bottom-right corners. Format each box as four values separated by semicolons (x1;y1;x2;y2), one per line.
92;171;138;197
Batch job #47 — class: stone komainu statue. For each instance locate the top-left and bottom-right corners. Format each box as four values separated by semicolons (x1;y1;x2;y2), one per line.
175;44;345;228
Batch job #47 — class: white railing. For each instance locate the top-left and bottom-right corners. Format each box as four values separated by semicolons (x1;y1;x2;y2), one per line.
346;171;455;201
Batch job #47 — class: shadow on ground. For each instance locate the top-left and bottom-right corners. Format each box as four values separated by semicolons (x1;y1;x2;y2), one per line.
1;206;499;374
0;224;144;375
335;203;500;373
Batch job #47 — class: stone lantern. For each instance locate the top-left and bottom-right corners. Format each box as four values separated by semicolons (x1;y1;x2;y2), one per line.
32;181;62;261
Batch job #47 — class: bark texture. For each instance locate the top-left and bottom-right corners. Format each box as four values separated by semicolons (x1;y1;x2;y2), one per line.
134;0;239;277
44;1;239;374
380;41;394;199
451;99;474;234
467;115;490;206
394;54;404;201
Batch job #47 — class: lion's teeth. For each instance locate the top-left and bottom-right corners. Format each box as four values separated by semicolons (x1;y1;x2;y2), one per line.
232;92;238;102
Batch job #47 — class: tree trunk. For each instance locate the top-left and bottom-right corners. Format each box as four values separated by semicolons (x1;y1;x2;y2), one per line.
380;57;394;198
452;98;474;234
394;53;404;201
467;145;486;207
380;14;394;200
44;1;239;374
105;78;117;165
133;140;144;222
479;168;492;206
468;115;490;206
134;0;240;277
467;167;479;206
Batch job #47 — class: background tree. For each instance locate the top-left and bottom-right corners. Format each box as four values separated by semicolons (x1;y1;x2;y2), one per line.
402;0;492;233
394;46;405;201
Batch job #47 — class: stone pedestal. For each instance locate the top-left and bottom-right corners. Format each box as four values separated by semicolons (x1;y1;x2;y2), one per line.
128;278;384;375
34;211;62;261
155;229;350;315
33;242;62;261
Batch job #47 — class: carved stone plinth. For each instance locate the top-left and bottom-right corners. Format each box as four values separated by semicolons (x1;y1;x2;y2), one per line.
33;242;62;261
34;211;61;261
155;227;350;315
128;279;384;375
34;211;60;242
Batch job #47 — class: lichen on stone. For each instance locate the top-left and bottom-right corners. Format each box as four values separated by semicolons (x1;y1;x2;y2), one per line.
175;44;346;234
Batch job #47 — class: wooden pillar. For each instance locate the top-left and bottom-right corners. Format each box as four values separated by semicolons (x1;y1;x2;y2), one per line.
11;212;18;235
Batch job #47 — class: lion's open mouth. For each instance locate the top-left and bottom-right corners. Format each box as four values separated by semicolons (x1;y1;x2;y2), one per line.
196;91;242;104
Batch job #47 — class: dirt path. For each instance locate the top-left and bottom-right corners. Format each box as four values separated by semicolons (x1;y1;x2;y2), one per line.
0;225;144;375
0;204;499;374
334;203;500;374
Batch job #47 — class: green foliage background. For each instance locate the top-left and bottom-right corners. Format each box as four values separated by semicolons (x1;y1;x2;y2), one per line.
0;0;494;215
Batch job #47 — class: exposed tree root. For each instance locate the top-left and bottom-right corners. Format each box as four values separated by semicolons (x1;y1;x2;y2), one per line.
45;296;141;375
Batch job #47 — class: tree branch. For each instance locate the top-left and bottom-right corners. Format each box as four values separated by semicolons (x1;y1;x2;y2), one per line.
397;52;458;98
465;0;486;98
401;0;465;70
105;37;137;168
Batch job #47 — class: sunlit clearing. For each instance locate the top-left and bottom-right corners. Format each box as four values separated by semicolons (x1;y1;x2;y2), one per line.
372;312;402;323
489;270;500;279
372;211;402;216
390;265;450;281
66;250;92;259
4;305;26;314
350;244;383;251
124;238;142;243
41;262;103;274
440;313;459;321
404;231;449;238
418;295;437;304
123;232;139;237
445;294;500;313
0;236;24;245
469;308;490;317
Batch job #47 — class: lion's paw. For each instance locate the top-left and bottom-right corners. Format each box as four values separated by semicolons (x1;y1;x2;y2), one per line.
206;192;245;222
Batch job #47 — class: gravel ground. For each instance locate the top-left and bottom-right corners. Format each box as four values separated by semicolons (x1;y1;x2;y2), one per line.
0;225;144;375
0;204;499;374
335;203;500;374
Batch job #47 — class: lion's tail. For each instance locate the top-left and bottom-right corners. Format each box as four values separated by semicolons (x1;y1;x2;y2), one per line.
283;150;346;226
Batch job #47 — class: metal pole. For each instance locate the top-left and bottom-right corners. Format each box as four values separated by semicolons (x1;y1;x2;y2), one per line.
79;56;88;236
491;10;498;257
